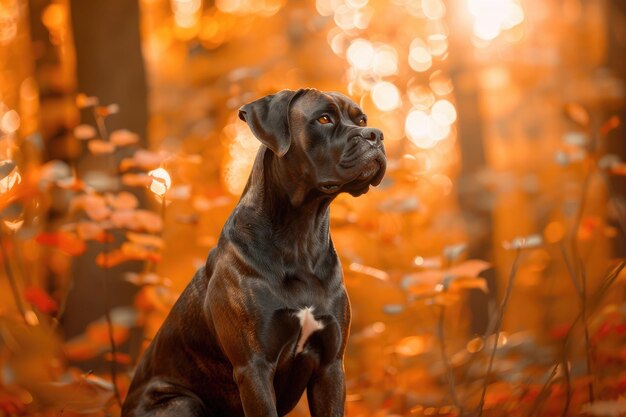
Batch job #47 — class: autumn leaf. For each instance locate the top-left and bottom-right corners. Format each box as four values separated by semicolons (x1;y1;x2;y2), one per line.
610;162;626;176
75;221;104;241
87;139;116;155
134;285;177;313
24;287;58;314
71;193;110;220
107;191;139;210
39;160;71;184
36;232;86;256
448;276;488;292
119;149;166;171
32;375;115;413
85;321;129;346
73;124;97;140
95;250;128;268
125;272;171;287
64;336;102;361
76;93;98;108
121;172;153;187
95;103;119;117
133;209;163;233
110;129;140;146
600;116;620;136
466;336;484;353
126;232;164;249
447;259;491;279
564;102;590;128
96;243;161;268
56;176;85;191
393;335;430;356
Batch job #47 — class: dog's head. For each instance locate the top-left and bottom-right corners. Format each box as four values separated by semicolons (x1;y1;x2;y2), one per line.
238;89;386;205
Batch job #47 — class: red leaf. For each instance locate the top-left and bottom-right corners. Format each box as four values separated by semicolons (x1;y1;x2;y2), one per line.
36;232;86;256
600;116;621;136
24;287;58;314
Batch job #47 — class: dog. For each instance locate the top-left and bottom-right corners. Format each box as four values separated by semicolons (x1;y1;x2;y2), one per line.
122;88;386;417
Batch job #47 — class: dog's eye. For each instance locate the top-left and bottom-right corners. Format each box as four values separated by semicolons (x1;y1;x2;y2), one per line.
317;115;332;125
358;118;367;127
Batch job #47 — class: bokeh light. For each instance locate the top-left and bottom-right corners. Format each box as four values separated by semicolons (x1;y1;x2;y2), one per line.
468;0;525;42
371;81;401;112
431;99;457;126
408;40;433;72
347;38;375;71
148;168;172;197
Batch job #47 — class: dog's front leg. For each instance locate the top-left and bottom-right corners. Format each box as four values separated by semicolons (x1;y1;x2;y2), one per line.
233;356;278;417
307;360;346;417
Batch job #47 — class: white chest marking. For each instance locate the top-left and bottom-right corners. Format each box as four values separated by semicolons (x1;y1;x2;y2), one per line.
295;307;324;353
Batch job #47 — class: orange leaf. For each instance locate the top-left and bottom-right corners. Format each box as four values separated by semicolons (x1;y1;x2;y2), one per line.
76;221;104;241
447;259;491;278
120;149;165;171
110;129;139;146
449;277;488;292
394;335;429;356
564;103;590;128
121;173;152;187
24;287;58;314
133;210;163;233
64;337;102;361
126;232;164;249
73;124;96;140
96;249;128;268
109;191;139;210
87;139;116;155
611;162;626;176
36;232;86;256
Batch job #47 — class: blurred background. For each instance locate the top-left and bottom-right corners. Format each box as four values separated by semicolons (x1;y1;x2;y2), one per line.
1;0;626;415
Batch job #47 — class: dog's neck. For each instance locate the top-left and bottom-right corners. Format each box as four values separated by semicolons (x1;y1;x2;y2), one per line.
238;148;334;252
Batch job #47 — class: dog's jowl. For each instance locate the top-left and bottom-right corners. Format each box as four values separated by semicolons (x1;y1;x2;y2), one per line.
122;88;386;417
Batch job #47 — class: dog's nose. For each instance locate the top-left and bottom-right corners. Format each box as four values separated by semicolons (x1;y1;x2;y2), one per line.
361;128;384;143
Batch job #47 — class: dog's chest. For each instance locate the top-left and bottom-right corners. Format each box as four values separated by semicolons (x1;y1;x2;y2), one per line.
295;306;325;353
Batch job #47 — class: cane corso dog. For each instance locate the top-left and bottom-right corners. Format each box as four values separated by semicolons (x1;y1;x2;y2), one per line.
122;88;386;417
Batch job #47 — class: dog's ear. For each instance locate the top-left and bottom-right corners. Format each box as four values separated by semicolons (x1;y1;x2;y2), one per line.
238;89;304;157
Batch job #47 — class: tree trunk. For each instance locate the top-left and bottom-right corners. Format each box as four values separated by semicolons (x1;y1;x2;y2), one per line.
62;0;148;351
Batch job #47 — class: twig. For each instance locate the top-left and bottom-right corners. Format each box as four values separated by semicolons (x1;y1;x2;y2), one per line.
527;261;626;415
0;232;27;324
560;351;571;417
570;159;595;404
476;247;522;417
437;305;463;413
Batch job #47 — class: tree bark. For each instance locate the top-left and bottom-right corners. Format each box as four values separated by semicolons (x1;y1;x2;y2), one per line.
63;0;148;350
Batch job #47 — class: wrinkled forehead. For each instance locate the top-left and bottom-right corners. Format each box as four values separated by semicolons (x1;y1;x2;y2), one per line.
291;90;364;118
